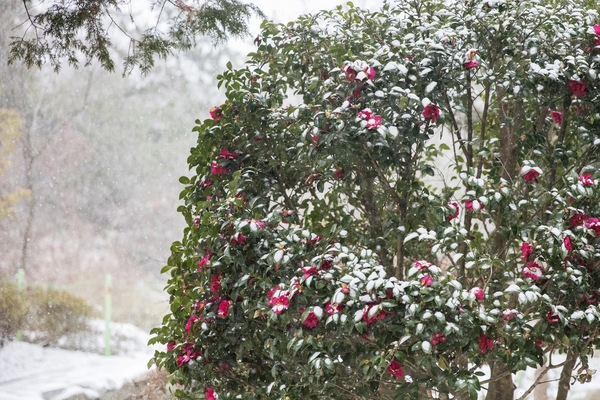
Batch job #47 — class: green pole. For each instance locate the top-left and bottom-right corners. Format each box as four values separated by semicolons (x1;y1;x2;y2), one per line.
15;268;25;341
104;274;112;356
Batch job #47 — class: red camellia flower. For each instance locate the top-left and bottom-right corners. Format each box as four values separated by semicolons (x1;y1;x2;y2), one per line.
209;106;222;122
334;168;344;180
523;261;544;281
325;301;342;315
356;108;373;120
414;260;432;270
206;388;217;400
579;173;595;186
269;293;290;314
550;110;562;124
594;24;600;36
366;115;382;130
343;64;358;81
167;340;176;351
447;202;460;221
472;286;484;301
431;332;447;345
218;300;231;318
547;309;560;324
177;343;202;367
185;315;199;333
211;275;221;294
520;242;533;260
201;179;214;189
585;217;600;235
522;168;540;182
365;65;376;80
363;304;385;325
387;360;405;379
421;274;433;286
464;60;479;69
217;148;238;159
302;266;318;279
478;334;494;354
231;233;247;245
211;162;227;176
569;212;588;227
465;199;483;211
320;258;333;270
196;251;212;270
568;79;586;97
564;235;573;252
266;285;280;298
422;104;440;123
502;309;517;321
302;311;319;328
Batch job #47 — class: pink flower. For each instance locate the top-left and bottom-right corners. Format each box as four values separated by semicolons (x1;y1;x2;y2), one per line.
206;388;217;400
357;108;372;120
211;163;227;176
502;309;517;321
579;173;595;186
167;340;176;351
366;115;382;130
309;235;322;245
302;266;318;279
209;106;222;121
231;233;247;245
594;24;600;36
386;360;405;379
585;217;600;236
217;148;238;159
464;60;479;69
211;275;221;294
334;168;344;180
465;199;483;211
550;110;562;124
547;309;560;324
478;334;494;354
472;286;484;301
569;80;586;98
218;300;231;318
569;212;588;227
270;294;290;314
197;251;212;270
325;301;342;315
564;235;573;252
523;261;544;281
522;168;540;182
431;332;447;345
302;311;319;328
422;104;440;123
447;202;460;221
414;260;432;270
201;179;214;189
421;274;433;286
520;242;533;260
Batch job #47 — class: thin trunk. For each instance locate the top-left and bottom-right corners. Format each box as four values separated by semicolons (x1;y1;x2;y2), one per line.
556;350;577;400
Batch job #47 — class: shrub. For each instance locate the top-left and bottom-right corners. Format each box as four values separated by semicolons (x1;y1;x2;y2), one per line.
151;1;600;399
23;285;95;347
0;279;28;347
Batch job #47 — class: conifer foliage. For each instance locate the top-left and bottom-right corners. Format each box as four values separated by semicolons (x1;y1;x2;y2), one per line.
151;1;600;398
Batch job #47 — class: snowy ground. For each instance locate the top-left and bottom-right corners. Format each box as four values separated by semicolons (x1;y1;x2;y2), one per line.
0;320;157;400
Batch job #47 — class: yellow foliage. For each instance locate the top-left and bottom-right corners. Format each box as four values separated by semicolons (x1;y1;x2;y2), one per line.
0;108;29;219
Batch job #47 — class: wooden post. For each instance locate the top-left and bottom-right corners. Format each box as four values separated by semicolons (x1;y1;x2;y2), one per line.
104;274;112;356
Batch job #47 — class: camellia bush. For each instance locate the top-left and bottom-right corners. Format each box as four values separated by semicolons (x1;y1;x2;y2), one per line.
150;0;600;399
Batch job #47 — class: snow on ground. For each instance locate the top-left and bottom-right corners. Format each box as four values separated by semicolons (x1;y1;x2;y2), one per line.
0;320;157;400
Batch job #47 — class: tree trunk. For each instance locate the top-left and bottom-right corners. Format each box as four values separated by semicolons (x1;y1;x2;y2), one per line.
486;359;515;400
556;350;577;400
533;365;549;400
